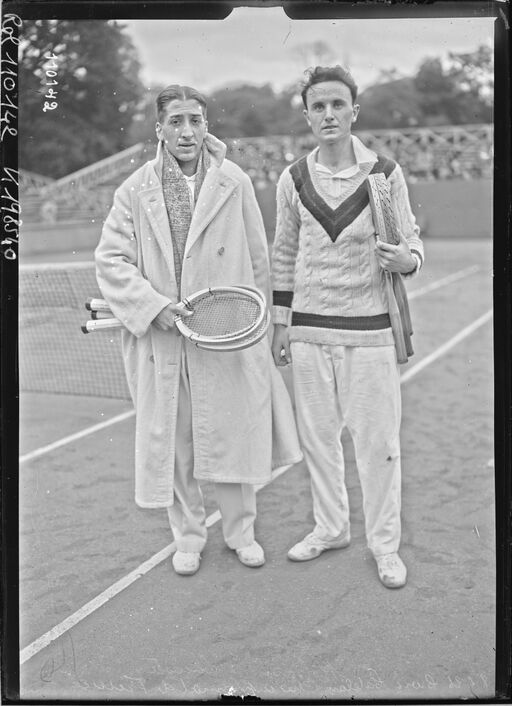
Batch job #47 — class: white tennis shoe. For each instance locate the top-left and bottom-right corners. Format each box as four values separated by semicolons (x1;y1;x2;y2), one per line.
375;552;407;588
235;541;265;567
172;550;201;576
287;531;351;561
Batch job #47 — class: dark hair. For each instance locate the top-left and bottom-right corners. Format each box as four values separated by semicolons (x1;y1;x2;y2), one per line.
156;85;208;121
301;66;358;108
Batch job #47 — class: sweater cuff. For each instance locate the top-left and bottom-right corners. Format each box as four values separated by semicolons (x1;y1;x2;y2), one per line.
273;305;292;327
402;251;423;280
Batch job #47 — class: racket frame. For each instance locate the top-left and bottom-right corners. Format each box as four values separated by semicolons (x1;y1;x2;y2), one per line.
367;173;409;363
174;285;266;344
194;310;271;351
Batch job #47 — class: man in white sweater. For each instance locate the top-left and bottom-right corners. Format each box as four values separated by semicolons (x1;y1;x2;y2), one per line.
271;66;424;588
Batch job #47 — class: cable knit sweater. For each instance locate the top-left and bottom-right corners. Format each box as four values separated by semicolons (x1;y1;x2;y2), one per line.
271;137;424;347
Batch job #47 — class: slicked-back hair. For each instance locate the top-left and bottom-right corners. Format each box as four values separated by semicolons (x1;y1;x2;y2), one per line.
301;66;358;108
156;85;208;122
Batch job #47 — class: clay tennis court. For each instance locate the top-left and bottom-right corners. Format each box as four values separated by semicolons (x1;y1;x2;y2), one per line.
18;237;494;700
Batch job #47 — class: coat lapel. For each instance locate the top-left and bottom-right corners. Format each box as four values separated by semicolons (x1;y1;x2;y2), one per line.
136;148;236;271
185;167;236;256
138;168;176;279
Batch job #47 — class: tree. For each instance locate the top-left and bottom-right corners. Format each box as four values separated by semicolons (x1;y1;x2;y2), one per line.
128;82;309;144
207;83;292;138
414;44;493;125
357;78;423;130
127;85;165;146
19;20;143;177
448;44;493;108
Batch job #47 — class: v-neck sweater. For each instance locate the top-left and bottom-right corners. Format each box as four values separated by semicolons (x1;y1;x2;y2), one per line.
271;140;424;347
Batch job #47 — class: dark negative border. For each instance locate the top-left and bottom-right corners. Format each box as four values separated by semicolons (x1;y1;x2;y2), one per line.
1;1;510;704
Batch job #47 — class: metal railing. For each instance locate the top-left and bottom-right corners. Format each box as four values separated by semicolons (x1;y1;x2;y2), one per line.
39;143;150;197
19;169;56;193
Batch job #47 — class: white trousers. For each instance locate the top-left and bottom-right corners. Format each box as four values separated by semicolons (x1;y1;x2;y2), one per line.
167;348;257;553
291;341;402;557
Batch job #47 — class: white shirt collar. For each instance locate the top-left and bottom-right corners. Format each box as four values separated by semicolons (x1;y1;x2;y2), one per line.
315;135;377;178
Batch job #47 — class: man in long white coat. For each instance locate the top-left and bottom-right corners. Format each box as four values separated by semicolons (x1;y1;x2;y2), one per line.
95;85;301;576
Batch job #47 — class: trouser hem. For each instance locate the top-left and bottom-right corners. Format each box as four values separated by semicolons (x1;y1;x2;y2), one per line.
175;539;207;553
370;543;401;559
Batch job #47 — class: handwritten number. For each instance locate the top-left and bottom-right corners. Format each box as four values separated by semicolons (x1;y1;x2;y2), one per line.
2;14;20;260
41;51;59;110
1;125;16;139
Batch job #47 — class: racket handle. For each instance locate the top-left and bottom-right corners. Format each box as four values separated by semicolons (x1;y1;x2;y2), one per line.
85;297;111;312
91;310;114;320
81;318;123;334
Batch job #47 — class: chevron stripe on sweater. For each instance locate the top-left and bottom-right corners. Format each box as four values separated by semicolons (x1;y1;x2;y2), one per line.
290;154;396;243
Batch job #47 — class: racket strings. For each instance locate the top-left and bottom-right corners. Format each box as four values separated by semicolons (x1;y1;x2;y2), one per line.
197;310;271;351
184;294;261;337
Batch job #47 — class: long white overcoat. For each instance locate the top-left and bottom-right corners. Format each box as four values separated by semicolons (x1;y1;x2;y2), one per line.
95;135;302;508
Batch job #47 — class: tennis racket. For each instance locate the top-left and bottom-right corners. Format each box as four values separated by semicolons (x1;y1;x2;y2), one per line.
90;310;115;320
81;285;270;351
85;297;113;313
81;317;123;333
367;173;411;363
367;172;401;245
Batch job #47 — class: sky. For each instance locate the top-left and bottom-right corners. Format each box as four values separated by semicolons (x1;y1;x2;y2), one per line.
120;8;494;94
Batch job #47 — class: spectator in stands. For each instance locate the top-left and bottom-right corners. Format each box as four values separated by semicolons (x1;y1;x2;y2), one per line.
224;129;493;188
95;85;301;577
271;66;424;588
40;200;57;224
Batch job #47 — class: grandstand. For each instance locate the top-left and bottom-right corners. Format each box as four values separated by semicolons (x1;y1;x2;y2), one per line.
19;124;493;229
18;123;493;399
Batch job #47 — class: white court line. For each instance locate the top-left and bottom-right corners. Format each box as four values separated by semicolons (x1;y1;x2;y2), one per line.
400;309;492;384
19;464;290;665
407;265;480;301
19;410;135;464
19;307;493;665
19;265;481;465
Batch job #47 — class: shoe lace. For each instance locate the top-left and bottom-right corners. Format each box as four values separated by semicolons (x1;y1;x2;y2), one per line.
379;554;401;570
304;533;322;546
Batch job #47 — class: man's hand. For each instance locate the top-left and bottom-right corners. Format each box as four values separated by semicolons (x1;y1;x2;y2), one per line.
375;231;417;274
272;324;291;366
152;302;192;331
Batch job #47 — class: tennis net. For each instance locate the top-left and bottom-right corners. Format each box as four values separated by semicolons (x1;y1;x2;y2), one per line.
19;262;130;399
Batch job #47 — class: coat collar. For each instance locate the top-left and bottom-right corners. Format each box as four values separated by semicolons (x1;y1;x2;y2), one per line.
150;131;227;176
137;133;237;265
